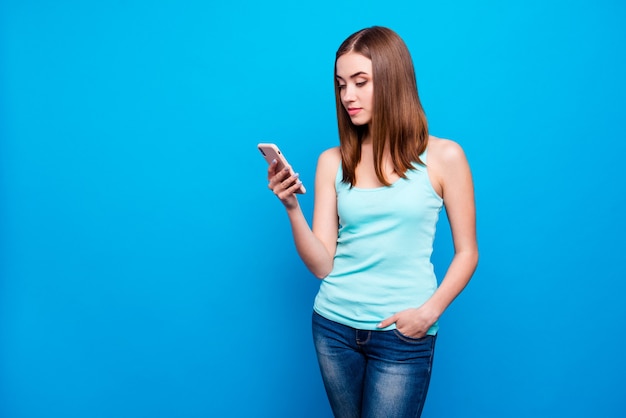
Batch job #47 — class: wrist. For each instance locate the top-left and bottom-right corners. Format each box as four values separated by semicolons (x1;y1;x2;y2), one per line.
421;300;444;323
284;200;300;212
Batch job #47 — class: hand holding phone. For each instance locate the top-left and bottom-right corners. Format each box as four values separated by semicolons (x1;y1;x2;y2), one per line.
258;143;306;194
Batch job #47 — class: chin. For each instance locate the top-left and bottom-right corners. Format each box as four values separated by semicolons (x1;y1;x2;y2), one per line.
350;116;371;126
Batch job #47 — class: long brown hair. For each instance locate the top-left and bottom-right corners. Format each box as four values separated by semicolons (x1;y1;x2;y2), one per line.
334;26;429;186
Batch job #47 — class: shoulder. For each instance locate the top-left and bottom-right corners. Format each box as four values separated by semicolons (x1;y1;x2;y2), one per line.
315;146;341;183
316;146;342;172
426;136;472;192
318;146;341;163
427;136;468;166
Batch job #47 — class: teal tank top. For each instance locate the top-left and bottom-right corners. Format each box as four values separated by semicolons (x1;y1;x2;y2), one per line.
313;150;443;334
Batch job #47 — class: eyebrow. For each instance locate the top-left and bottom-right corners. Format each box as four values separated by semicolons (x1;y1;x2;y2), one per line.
336;71;369;81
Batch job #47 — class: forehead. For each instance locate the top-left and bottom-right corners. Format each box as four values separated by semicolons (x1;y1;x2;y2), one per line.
335;52;372;78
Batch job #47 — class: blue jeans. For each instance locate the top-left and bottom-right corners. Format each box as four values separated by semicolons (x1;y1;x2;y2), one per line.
312;311;436;418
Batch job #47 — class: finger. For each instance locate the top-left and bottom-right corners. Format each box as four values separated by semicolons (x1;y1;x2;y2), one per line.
287;179;303;193
268;159;291;176
277;183;300;201
272;171;297;191
273;175;301;199
271;166;292;183
281;172;300;188
377;314;397;329
268;167;291;189
281;180;302;192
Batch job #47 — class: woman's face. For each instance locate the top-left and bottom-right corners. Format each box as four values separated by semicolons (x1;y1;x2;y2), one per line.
336;52;374;126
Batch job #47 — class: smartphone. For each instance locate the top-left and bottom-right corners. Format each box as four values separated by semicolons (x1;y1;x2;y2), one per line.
257;143;306;194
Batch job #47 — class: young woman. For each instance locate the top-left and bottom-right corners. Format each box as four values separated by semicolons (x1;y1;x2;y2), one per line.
266;26;478;418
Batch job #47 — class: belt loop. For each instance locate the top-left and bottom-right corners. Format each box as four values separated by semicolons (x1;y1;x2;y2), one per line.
355;329;370;345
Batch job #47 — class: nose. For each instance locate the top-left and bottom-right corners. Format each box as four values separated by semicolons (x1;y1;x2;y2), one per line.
342;84;356;102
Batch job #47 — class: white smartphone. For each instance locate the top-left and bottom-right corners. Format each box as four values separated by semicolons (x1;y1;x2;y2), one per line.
257;143;306;194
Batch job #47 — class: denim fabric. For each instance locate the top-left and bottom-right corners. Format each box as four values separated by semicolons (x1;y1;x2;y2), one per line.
312;311;436;418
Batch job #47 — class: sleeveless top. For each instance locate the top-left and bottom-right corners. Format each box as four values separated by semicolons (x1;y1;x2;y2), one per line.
313;150;443;334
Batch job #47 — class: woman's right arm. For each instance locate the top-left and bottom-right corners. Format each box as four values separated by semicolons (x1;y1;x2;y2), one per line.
268;147;340;279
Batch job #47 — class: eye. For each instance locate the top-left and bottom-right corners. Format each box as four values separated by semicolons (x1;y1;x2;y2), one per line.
356;80;368;87
337;84;346;90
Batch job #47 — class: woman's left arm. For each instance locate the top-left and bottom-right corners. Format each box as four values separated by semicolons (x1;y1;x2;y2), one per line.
422;138;478;320
378;138;478;337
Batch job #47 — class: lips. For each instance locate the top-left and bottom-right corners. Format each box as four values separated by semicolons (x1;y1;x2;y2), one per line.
347;108;362;116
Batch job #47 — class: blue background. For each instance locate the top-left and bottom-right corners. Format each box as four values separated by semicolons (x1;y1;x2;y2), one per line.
2;1;625;417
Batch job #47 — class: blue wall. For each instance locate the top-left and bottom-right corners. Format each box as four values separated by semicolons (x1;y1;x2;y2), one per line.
2;1;625;417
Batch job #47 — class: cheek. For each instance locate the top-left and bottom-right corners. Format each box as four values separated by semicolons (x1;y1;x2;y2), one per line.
366;87;374;104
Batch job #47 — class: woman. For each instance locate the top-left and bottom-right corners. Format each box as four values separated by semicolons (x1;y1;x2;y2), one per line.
266;26;478;418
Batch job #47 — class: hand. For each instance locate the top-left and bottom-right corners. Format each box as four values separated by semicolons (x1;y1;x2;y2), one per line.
267;159;303;209
377;306;439;339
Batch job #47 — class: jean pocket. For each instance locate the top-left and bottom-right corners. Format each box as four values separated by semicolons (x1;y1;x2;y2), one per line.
392;329;434;344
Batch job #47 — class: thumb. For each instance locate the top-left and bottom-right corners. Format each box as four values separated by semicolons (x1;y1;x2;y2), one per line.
377;314;397;329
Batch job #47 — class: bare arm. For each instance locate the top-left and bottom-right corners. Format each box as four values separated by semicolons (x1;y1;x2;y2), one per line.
423;138;478;318
267;147;340;278
378;137;478;336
